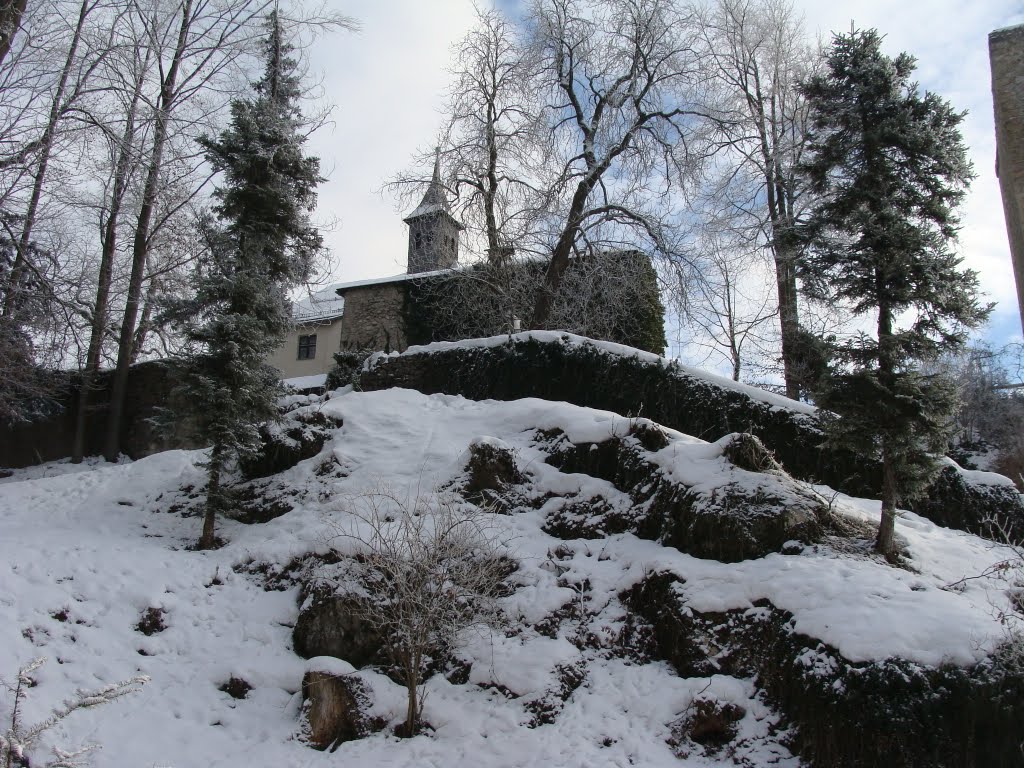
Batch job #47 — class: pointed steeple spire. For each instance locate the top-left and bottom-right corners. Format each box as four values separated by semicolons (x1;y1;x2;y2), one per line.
403;148;464;274
406;148;451;219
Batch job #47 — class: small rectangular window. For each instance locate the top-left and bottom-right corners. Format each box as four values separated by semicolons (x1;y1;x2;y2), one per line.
297;333;317;360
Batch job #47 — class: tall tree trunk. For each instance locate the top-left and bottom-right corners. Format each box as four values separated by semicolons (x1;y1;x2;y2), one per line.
0;0;27;69
130;276;158;364
72;61;146;463
531;175;600;328
773;238;801;399
876;442;898;558
875;300;897;558
104;0;192;462
2;0;91;319
199;445;223;550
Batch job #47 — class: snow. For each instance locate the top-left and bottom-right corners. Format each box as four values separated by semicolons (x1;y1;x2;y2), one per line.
405;201;445;219
0;386;1017;767
939;455;1019;487
284;373;328;390
375;330;819;416
291;284;345;323
329;267;453;293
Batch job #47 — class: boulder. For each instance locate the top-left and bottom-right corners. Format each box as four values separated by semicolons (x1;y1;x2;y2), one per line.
540;429;828;562
462;438;524;510
909;464;1024;539
293;594;383;667
240;410;341;480
624;571;1024;768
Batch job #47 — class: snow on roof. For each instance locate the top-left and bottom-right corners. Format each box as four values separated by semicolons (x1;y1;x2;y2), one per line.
330;267;454;293
290;269;457;320
404;201;445;219
283;373;328;390
291;284;345;323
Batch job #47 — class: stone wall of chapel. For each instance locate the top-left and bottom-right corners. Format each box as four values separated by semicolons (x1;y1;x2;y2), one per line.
338;283;408;353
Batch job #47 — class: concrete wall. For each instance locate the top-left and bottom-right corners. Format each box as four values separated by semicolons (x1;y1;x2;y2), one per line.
267;317;344;379
338;283;408;353
991;24;1024;335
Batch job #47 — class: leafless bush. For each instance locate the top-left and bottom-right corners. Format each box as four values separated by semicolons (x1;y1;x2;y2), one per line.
944;515;1024;678
1;657;148;768
326;488;513;737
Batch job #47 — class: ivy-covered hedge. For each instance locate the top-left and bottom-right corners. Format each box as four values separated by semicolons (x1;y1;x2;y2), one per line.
360;334;1024;535
402;251;666;354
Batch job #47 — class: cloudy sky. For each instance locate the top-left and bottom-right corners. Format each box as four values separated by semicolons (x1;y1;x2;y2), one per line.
304;0;1024;347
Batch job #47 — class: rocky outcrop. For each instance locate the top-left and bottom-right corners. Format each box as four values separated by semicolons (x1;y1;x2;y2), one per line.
360;333;1024;538
239;409;341;480
908;464;1024;539
292;593;383;668
536;427;828;562
624;572;1024;768
460;438;525;510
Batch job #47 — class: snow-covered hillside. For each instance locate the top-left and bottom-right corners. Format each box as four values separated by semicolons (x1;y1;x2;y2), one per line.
0;387;1019;767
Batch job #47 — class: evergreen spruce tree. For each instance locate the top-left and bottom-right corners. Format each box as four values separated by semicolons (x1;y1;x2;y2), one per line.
796;29;990;558
182;11;323;550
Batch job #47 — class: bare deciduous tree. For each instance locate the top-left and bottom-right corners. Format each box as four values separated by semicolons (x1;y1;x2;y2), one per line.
102;0;352;461
696;0;818;397
437;4;548;260
0;0;27;70
682;236;778;381
103;0;276;461
327;488;511;737
394;0;719;338
527;0;719;328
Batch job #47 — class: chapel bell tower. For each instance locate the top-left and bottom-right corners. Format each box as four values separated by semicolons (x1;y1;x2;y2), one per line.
403;153;464;274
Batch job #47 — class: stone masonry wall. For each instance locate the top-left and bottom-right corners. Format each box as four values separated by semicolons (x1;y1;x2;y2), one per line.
338;284;408;353
0;361;203;469
991;24;1024;335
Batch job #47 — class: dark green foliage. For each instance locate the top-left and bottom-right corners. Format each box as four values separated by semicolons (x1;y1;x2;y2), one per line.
326;350;373;390
403;250;666;354
0;235;62;423
175;13;323;548
796;29;990;554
